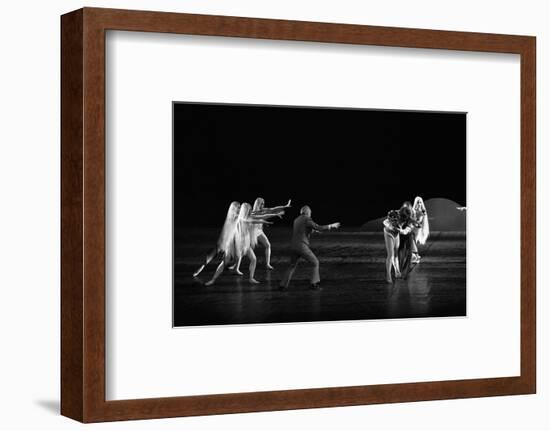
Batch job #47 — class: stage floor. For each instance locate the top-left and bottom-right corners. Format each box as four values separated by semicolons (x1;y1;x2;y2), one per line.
173;229;466;326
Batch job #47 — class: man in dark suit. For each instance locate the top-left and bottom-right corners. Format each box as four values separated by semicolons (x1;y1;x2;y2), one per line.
279;205;340;291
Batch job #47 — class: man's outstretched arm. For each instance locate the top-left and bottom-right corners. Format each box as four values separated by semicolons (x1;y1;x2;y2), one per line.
308;219;341;231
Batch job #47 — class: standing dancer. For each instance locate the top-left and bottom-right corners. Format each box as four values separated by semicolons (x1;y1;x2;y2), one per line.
397;202;417;279
193;201;241;278
279;205;340;291
231;197;291;273
411;196;430;262
205;203;273;286
383;209;403;283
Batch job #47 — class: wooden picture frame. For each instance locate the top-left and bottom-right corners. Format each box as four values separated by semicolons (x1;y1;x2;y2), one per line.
61;7;536;422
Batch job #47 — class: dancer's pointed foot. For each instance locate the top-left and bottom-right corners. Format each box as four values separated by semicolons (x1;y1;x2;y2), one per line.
204;279;215;286
228;264;236;270
249;278;260;284
386;277;393;283
193;266;204;278
233;269;244;275
266;264;274;270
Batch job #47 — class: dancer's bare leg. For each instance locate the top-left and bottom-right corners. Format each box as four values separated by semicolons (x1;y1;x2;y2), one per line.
411;236;419;254
194;247;218;277
205;260;225;286
393;257;401;278
247;249;259;284
231;256;244;275
383;232;395;283
193;265;206;278
410;235;420;263
393;235;402;278
258;232;273;269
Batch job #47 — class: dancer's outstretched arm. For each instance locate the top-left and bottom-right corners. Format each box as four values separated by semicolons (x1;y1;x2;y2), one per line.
266;199;292;212
309;219;341;231
252;199;292;215
250;211;284;220
244;218;274;225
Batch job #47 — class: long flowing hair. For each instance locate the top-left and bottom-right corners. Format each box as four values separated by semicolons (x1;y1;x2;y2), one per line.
217;201;240;254
252;197;264;212
413;196;430;245
233;202;256;258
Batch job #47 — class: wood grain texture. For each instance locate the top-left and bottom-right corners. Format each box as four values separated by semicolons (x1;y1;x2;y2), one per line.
60;7;536;422
82;9;107;423
60;9;84;422
520;37;536;394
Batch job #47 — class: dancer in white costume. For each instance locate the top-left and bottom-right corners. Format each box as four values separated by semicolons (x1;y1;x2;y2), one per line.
411;196;430;263
205;203;273;286
231;197;291;274
193;201;241;278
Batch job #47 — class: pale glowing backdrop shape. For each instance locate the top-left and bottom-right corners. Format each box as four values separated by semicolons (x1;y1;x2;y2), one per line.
105;31;520;400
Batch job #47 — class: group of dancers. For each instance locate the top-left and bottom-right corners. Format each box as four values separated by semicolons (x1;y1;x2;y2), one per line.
192;198;292;286
192;198;340;289
383;197;430;283
192;196;429;289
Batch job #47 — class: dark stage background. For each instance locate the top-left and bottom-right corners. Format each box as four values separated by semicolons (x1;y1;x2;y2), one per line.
173;103;466;228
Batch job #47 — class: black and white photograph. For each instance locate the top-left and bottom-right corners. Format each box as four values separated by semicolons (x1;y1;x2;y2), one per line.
173;102;466;327
4;1;544;428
